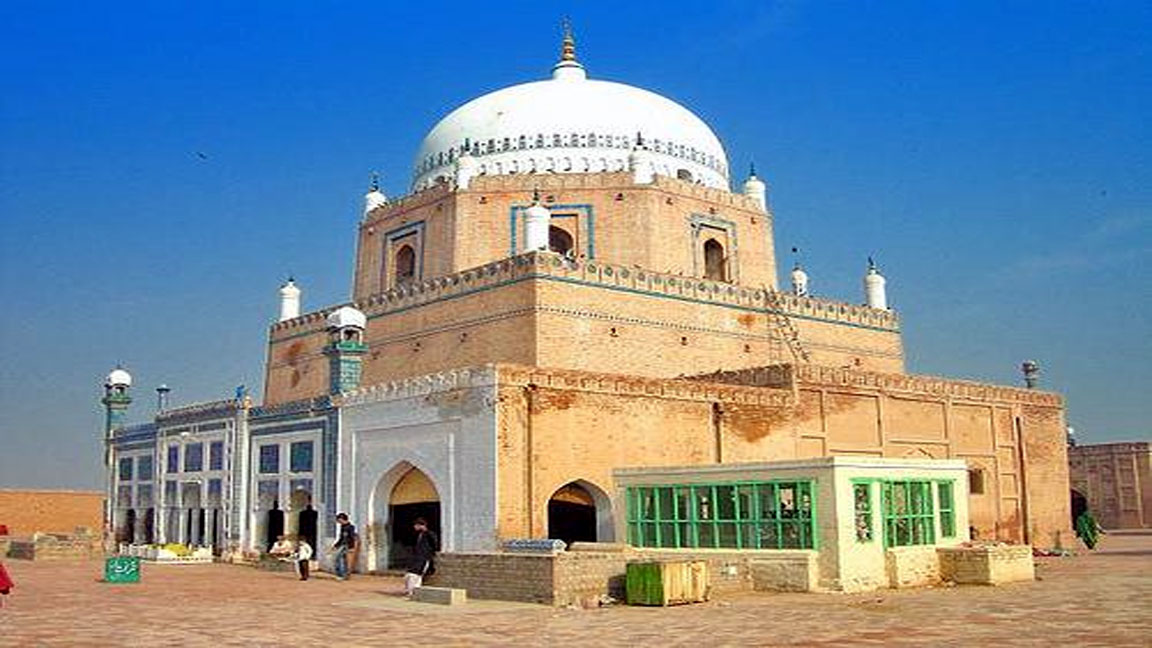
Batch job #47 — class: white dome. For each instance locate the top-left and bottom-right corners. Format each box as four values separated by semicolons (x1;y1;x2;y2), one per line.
326;305;366;330
106;368;132;387
412;50;728;190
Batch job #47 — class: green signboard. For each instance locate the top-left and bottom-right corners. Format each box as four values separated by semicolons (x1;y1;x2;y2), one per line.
104;556;141;584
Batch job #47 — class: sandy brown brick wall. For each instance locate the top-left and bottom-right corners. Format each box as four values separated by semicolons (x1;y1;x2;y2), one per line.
0;490;104;536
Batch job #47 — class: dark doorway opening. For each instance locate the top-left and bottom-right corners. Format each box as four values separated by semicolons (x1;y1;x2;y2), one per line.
298;505;319;554
265;503;284;551
1071;489;1088;525
124;509;137;545
388;502;441;569
548;482;598;546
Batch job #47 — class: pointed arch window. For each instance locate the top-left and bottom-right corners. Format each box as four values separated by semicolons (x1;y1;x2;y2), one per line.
704;238;727;282
395;245;416;285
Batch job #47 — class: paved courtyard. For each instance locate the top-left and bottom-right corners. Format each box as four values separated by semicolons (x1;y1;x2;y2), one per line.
1;533;1149;647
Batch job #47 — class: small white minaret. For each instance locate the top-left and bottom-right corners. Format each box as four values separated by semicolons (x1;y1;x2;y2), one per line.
864;257;888;310
455;141;479;190
364;172;388;216
629;133;655;184
279;277;301;322
790;263;809;297
524;189;552;251
743;163;767;211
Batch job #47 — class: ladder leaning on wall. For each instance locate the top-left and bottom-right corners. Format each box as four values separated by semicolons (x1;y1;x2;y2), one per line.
762;287;810;364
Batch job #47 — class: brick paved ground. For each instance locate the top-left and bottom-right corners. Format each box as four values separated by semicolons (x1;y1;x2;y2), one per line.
1;533;1149;647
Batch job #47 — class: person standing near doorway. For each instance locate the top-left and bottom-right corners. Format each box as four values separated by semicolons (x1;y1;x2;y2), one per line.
404;517;439;597
294;537;313;581
332;513;358;580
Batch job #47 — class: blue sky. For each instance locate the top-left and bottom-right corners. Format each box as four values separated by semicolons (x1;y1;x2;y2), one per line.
1;1;1149;489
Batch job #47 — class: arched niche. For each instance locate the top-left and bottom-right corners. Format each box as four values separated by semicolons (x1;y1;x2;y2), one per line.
547;479;614;547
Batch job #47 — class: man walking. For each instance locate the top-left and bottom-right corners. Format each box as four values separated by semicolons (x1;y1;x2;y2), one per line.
404;517;440;596
332;513;358;580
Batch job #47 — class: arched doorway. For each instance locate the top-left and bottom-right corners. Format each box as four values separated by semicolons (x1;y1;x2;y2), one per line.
395;244;416;285
1071;489;1088;525
386;467;441;569
704;239;727;281
265;501;284;551
549;226;574;255
547;480;614;547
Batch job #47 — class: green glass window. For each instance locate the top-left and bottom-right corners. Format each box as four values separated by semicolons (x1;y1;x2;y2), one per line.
625;480;816;550
882;480;936;547
938;481;955;538
853;482;873;542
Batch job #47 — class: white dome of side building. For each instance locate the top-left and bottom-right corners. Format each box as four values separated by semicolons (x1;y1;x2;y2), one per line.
411;30;729;191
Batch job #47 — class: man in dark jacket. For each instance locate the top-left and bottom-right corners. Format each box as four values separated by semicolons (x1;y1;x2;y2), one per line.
332;513;358;580
404;517;439;596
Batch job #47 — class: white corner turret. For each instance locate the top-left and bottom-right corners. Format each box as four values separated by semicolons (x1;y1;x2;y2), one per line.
279;278;301;322
629;133;655;184
364;173;388;217
523;189;552;251
790;263;809;297
743;163;767;211
864;257;888;310
455;143;479;190
106;367;132;388
326;305;367;331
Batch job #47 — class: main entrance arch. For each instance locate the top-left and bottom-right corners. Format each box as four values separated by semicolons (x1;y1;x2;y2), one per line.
370;462;441;571
547;480;614;546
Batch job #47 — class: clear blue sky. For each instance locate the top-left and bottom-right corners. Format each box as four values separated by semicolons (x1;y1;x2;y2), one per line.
2;1;1149;489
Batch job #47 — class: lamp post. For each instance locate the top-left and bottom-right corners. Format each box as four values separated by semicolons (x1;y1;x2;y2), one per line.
1021;360;1040;389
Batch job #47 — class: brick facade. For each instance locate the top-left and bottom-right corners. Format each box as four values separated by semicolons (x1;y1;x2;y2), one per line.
1069;442;1151;529
0;490;104;537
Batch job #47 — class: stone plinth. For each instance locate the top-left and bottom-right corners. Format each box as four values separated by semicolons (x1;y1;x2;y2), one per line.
885;546;941;589
938;545;1035;585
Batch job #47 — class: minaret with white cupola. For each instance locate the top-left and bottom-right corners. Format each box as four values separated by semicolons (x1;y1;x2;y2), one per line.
629;132;656;184
790;263;810;297
864;257;888;310
523;189;552;252
455;139;479;190
364;172;388;217
743;163;768;211
324;305;368;394
279;277;301;322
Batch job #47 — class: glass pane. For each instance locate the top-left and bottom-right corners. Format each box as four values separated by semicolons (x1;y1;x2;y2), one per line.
778;485;797;517
257;480;279;508
117;485;132;507
735;486;756;521
184;443;203;472
119;457;133;481
696;487;714;520
137;455;153;481
659;522;677;547
780;521;802;549
258;445;280;474
657;488;675;521
164;480;178;504
675;488;692;520
698;522;716;548
167;445;179;473
209;441;224;471
740;523;758;549
717;522;739;548
289;441;313;473
716;485;736;520
678;522;695;548
206;479;223;507
759;483;778;519
759;521;779;548
136;485;153;509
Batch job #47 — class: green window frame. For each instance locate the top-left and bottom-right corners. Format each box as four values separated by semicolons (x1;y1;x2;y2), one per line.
937;481;956;538
852;480;874;543
881;480;936;548
626;480;816;550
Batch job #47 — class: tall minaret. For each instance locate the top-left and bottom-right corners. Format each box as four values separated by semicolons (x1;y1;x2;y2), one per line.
279;278;301;322
102;366;132;543
102;367;133;436
863;257;888;310
324;306;368;394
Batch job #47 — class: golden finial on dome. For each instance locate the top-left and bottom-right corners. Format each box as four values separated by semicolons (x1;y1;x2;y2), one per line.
560;17;576;62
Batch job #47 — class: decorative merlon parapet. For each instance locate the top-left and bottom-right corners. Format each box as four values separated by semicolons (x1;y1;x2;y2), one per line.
271;251;900;338
335;363;796;409
336;365;499;406
155;398;241;425
112;422;158;440
694;363;1064;407
361;181;453;225
248;395;333;420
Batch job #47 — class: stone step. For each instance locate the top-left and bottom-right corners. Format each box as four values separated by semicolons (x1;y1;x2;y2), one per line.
412;586;467;606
